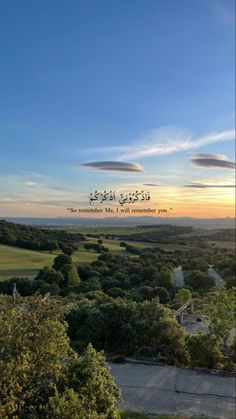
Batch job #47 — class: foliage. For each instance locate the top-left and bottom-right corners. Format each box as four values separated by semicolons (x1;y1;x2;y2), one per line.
184;270;215;292
174;288;192;305
187;333;224;369
84;243;109;253
67;297;189;366
0;277;39;296
154;266;173;291
52;254;72;271
199;287;236;345
0;219;84;251
35;267;65;285
67;266;81;288
0;295;120;418
182;258;208;272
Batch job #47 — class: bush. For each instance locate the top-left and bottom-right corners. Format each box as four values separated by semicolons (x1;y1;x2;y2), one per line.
187;333;224;369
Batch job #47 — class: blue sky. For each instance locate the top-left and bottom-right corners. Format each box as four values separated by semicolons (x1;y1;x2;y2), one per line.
0;0;235;217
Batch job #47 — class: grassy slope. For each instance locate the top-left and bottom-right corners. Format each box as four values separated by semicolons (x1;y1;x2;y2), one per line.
0;244;98;281
49;226;160;235
0;245;55;280
0;228;191;281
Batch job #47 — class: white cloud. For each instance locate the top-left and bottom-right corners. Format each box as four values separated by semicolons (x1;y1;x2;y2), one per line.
82;127;235;161
24;181;37;187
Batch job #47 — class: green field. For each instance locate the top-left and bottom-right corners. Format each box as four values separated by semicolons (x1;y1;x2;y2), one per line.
0;244;98;280
0;237;138;280
87;237;189;251
0;232;188;281
49;225;159;235
84;237;157;250
0;245;56;280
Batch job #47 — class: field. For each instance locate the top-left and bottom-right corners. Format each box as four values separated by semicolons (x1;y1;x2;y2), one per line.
207;240;236;250
0;245;56;280
0;244;98;280
0;227;194;281
0;236;155;280
49;225;160;235
84;237;189;251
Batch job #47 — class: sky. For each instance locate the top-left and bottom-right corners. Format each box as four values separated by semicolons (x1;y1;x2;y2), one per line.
0;0;235;218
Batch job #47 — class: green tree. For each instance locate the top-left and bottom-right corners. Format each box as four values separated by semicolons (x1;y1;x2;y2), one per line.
67;266;81;288
199;287;236;346
155;266;173;291
175;288;192;305
35;267;64;285
185;270;214;292
52;254;72;271
137;299;189;366
187;333;224;369
182;258;208;272
0;295;120;418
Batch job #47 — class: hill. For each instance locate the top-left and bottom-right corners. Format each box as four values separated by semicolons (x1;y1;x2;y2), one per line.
1;216;235;229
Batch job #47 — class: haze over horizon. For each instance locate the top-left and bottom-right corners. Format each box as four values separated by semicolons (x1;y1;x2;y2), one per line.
0;0;235;218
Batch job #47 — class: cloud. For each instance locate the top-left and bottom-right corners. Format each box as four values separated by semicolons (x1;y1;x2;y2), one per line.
24;181;37;187
120;129;235;160
185;182;235;188
82;127;235;160
143;183;160;187
49;186;68;191
190;153;236;169
80;161;144;172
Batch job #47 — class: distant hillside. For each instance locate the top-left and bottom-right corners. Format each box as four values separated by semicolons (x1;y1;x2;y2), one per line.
114;224;194;244
206;229;235;242
0;219;85;252
1;216;235;229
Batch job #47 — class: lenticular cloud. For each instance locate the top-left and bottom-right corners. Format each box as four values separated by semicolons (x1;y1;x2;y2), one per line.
80;161;144;172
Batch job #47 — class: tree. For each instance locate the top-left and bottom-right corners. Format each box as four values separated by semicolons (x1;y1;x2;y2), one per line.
155;266;173;291
46;345;120;418
107;288;126;298
152;287;170;304
187;333;224;369
0;277;38;296
226;276;236;289
137;299;189;366
52;254;72;271
35;267;64;285
185;270;214;292
129;273;143;286
59;243;75;256
175;288;192;305
60;264;75;281
0;295;120;418
199;287;236;346
182;258;208;272
67;266;81;288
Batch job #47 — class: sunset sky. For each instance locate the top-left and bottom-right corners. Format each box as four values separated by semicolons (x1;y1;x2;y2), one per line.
0;0;235;218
